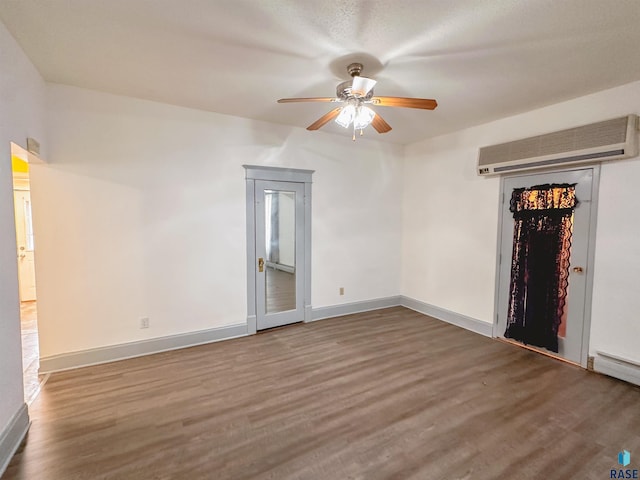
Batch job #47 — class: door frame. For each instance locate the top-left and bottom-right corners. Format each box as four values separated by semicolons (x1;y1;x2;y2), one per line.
491;165;601;368
243;165;313;334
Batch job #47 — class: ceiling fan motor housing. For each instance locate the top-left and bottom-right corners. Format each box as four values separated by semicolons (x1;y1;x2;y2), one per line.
336;80;375;101
337;63;375;101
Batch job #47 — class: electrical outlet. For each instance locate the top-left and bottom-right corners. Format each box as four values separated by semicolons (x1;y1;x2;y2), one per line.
339;287;344;296
140;317;150;329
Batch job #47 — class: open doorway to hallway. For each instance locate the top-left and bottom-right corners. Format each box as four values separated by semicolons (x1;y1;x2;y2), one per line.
11;142;43;403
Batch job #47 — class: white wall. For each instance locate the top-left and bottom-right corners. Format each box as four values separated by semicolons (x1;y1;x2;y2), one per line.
402;80;640;363
36;84;403;358
0;20;46;437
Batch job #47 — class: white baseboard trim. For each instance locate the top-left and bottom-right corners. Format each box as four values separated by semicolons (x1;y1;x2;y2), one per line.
399;296;493;337
39;298;491;373
40;323;247;373
311;296;401;321
594;352;640;386
247;315;257;335
0;403;30;478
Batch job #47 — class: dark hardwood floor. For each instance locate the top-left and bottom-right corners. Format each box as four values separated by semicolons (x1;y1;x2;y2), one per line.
3;306;639;479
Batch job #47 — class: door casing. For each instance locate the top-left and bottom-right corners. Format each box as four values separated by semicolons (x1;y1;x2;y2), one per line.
243;165;313;334
492;166;601;367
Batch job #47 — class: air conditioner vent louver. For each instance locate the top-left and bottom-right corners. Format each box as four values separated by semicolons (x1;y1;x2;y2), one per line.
477;115;638;175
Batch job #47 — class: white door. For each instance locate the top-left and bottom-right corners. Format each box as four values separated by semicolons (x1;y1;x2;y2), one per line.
495;168;594;365
13;190;37;301
255;180;305;330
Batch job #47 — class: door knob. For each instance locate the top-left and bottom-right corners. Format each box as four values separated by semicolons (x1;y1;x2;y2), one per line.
572;266;584;273
258;257;264;273
19;246;25;251
19;254;25;258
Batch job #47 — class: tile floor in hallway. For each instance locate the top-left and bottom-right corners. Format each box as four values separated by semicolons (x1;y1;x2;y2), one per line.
20;301;43;404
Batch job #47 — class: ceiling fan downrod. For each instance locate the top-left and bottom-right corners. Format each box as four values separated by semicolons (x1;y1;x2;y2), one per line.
347;63;363;77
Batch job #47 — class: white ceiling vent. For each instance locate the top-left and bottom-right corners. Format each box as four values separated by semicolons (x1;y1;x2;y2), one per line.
477;115;639;176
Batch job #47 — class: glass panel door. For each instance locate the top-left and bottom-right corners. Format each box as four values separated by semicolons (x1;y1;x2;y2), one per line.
495;169;593;364
255;180;304;330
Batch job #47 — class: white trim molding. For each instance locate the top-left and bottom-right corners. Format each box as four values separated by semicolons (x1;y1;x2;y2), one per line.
0;403;30;478
307;296;493;339
312;296;402;321
39;298;496;374
243;165;314;183
399;296;493;337
594;351;640;386
40;323;247;373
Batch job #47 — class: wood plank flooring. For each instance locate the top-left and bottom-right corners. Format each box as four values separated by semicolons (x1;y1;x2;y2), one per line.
3;306;640;479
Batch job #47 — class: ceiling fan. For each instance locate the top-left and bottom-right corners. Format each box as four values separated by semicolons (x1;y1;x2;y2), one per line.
277;62;438;140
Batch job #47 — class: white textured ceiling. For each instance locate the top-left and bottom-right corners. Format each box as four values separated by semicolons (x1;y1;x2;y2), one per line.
2;0;640;144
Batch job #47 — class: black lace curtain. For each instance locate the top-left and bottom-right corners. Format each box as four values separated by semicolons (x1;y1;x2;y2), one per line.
504;183;578;352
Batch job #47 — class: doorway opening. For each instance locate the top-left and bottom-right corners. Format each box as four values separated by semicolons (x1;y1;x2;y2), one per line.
10;142;42;403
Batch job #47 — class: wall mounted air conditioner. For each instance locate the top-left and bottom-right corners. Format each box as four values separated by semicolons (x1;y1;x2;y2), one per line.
477;115;639;176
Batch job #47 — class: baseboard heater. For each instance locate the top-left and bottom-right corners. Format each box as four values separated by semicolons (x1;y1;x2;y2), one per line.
594;351;640;387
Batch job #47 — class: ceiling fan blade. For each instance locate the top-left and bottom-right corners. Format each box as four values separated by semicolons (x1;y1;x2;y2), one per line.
351;76;377;97
278;97;337;103
307;107;343;131
371;113;392;133
370;96;438;110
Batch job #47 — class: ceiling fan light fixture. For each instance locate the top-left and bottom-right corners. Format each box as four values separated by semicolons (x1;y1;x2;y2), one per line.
335;105;355;128
354;106;375;130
